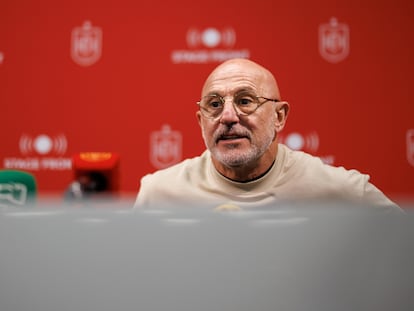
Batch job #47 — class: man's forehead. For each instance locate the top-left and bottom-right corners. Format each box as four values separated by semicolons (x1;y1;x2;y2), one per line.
201;59;280;97
203;66;266;93
210;60;266;79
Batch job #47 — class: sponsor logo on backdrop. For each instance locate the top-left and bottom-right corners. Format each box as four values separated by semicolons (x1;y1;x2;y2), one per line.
150;125;182;169
3;134;72;171
319;17;350;63
71;21;102;66
171;27;250;64
0;51;4;65
407;129;414;167
279;131;335;165
19;134;67;155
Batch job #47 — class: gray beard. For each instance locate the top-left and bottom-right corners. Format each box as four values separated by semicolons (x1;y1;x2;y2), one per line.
212;137;272;168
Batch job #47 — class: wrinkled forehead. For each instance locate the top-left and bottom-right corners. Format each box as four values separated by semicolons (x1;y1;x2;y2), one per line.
201;61;280;98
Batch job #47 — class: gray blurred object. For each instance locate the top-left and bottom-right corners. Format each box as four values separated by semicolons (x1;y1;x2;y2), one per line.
64;171;109;201
0;202;412;311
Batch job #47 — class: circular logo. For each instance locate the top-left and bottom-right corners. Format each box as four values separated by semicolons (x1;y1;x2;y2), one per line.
285;133;304;150
34;135;53;154
186;27;236;48
202;28;221;47
19;134;67;155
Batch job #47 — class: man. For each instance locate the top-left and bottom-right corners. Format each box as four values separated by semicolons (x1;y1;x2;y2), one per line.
135;58;397;210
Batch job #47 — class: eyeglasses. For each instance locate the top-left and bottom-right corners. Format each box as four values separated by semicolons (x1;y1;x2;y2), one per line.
197;91;281;119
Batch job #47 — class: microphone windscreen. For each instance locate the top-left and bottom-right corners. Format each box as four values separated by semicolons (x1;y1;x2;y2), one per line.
0;170;37;207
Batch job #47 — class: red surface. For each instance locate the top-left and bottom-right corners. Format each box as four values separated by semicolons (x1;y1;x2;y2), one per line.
1;0;413;203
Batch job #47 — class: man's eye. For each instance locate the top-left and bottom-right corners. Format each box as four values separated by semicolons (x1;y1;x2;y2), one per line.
237;98;253;106
208;100;222;109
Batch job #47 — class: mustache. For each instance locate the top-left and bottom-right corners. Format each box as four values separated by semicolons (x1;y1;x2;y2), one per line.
213;125;252;142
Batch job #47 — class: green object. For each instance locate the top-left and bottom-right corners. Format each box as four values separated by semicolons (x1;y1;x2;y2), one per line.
0;170;37;206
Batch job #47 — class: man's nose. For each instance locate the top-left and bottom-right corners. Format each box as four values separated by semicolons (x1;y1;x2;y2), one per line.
219;99;240;123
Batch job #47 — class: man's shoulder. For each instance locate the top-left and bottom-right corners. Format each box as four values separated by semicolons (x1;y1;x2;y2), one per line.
278;143;368;181
278;143;325;168
135;150;211;207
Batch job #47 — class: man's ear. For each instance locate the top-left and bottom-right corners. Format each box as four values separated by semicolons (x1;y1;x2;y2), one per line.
275;101;289;132
196;111;202;126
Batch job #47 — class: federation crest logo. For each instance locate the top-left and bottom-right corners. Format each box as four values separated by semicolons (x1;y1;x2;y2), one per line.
319;17;350;63
407;129;414;167
71;21;102;66
150;125;182;169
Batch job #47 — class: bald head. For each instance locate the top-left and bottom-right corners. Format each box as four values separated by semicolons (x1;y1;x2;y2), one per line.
196;58;289;181
201;58;281;99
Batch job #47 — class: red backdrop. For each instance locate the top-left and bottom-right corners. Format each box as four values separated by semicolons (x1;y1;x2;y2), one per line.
1;0;413;204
